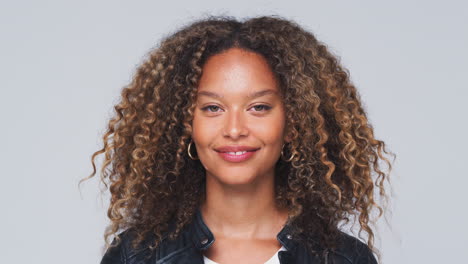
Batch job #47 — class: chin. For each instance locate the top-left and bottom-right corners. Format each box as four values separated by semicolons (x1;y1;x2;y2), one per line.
210;169;260;186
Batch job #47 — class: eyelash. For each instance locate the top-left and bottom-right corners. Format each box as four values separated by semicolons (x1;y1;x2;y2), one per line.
201;104;272;113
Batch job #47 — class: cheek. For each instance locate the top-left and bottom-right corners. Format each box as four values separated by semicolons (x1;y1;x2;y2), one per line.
252;115;286;142
191;111;206;140
191;112;218;146
191;114;200;139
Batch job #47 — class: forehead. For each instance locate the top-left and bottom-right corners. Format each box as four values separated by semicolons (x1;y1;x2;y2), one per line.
196;48;281;97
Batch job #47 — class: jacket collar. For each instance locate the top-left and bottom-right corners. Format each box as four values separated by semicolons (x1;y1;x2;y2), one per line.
189;207;300;252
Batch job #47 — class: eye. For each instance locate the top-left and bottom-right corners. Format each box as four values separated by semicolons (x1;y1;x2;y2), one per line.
200;104;272;113
201;105;222;112
251;105;272;112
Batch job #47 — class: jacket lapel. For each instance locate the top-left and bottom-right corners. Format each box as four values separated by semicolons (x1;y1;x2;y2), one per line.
156;208;324;264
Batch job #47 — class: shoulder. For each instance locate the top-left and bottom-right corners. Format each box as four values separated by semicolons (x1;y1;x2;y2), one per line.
100;219;187;264
327;231;378;264
100;228;158;264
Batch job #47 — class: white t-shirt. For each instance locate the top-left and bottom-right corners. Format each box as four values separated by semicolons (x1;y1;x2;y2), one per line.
203;246;286;264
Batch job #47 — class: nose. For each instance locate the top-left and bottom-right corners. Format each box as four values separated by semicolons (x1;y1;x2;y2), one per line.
223;108;249;140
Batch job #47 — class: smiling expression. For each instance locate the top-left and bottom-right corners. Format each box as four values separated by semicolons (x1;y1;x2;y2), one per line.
192;48;290;186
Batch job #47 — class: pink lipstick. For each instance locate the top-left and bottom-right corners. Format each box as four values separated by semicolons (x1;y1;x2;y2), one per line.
217;149;258;162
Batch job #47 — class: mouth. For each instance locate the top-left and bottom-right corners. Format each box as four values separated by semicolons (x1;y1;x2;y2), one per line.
217;150;256;155
215;149;259;163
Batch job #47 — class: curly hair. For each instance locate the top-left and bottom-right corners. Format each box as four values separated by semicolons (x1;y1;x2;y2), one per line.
80;14;394;261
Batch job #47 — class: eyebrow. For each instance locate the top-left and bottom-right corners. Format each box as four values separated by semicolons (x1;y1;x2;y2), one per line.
197;89;278;99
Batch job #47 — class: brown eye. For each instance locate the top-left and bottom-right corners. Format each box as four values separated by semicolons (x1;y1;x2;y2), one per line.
252;105;272;112
201;105;221;112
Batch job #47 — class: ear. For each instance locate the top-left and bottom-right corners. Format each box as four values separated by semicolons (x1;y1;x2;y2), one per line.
283;130;292;143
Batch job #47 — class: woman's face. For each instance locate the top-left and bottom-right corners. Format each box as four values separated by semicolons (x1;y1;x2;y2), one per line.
192;48;290;186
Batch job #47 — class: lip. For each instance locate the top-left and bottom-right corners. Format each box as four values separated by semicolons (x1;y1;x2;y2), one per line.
215;145;260;153
216;149;259;163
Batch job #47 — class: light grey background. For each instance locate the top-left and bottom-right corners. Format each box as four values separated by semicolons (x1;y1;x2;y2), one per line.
1;0;467;263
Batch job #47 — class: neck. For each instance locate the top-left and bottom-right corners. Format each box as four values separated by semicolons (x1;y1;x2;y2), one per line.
200;171;288;240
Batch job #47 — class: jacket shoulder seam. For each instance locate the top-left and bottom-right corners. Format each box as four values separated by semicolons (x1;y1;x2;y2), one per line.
329;250;354;263
328;232;371;263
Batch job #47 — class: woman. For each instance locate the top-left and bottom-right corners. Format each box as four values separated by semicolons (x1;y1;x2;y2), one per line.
86;15;393;264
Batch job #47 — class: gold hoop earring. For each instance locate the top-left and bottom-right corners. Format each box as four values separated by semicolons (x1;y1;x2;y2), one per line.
281;143;295;162
187;140;199;160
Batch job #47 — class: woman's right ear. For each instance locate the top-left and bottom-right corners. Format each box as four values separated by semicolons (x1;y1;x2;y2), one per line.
283;128;293;143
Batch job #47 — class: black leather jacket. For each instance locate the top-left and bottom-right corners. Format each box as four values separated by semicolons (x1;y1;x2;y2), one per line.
101;208;377;264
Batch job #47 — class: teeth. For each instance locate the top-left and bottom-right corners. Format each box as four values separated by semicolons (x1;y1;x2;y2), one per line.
226;151;247;155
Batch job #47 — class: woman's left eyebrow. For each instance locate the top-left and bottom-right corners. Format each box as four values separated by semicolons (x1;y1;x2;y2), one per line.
247;89;278;98
197;89;278;99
